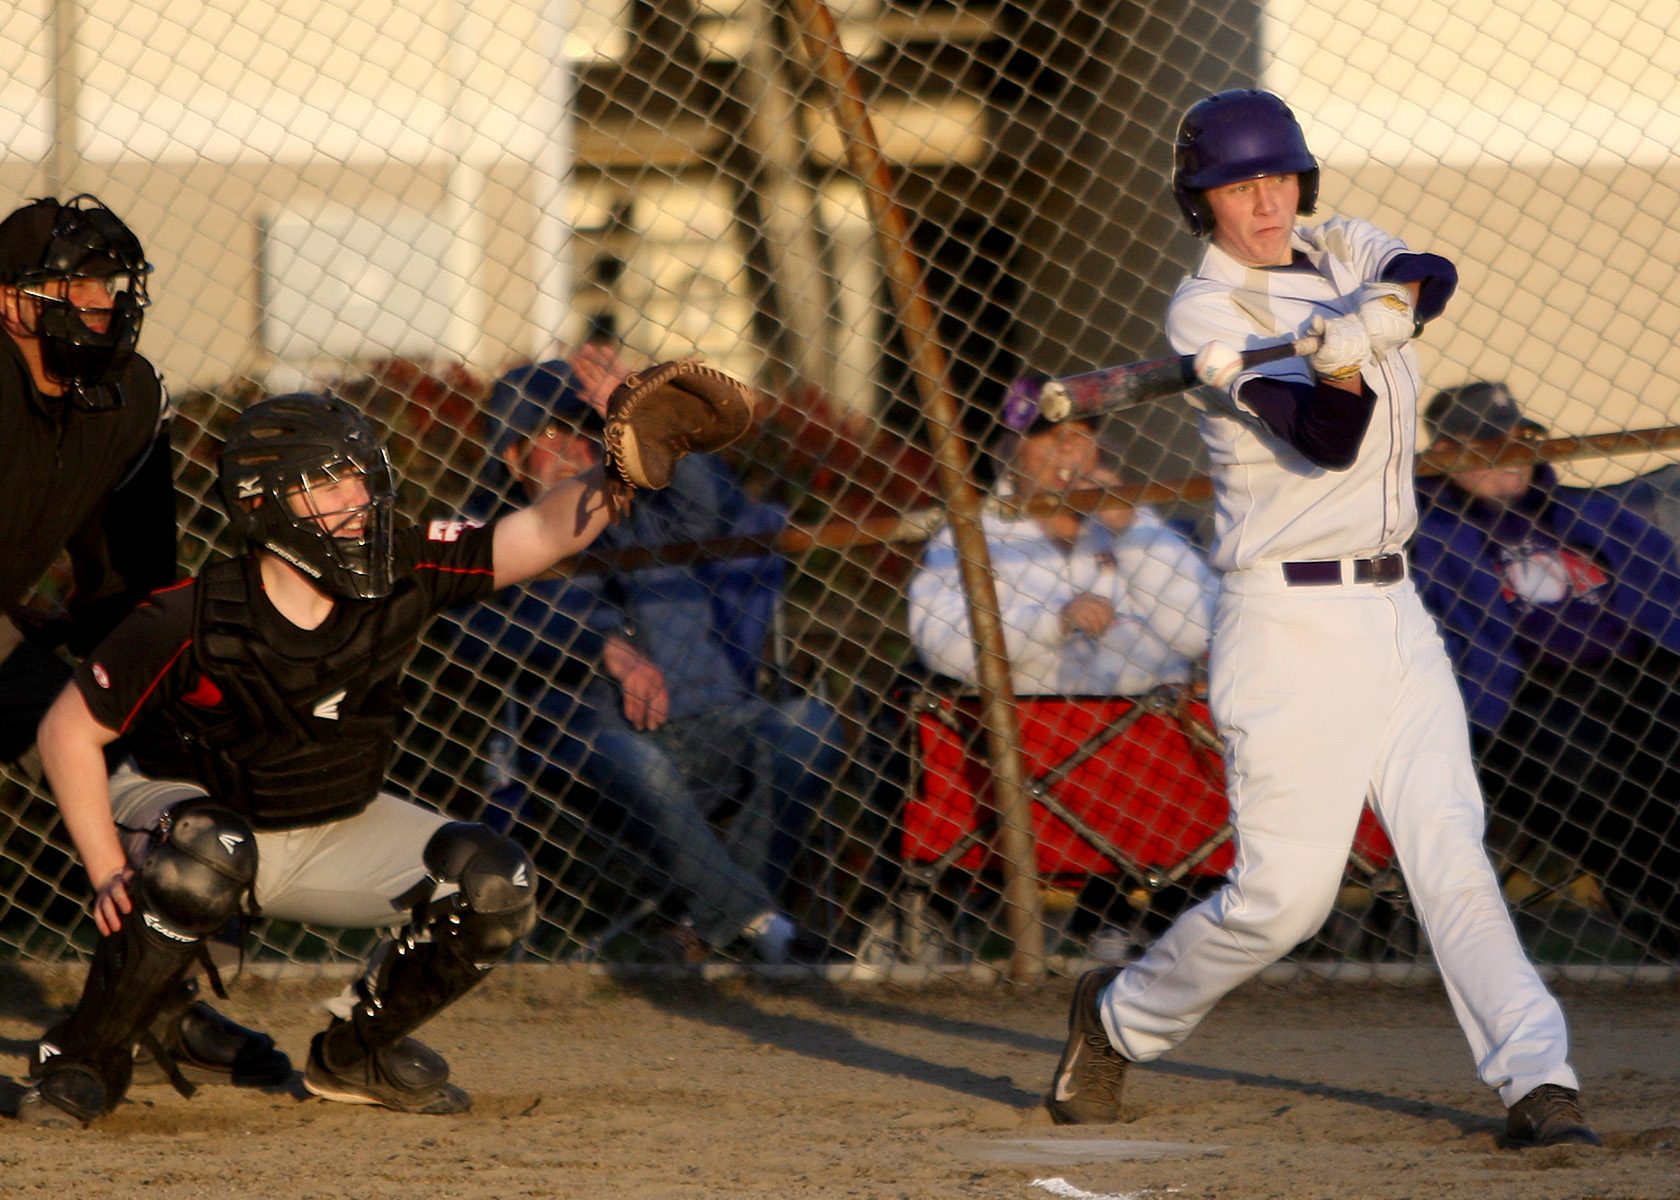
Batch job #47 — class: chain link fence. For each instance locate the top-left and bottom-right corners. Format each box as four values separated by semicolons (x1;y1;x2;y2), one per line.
4;0;1680;979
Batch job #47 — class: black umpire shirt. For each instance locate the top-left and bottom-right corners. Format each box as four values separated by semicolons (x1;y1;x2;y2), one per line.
0;332;174;639
1;331;175;760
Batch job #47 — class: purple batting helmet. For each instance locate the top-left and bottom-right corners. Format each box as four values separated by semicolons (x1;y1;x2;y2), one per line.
1172;90;1319;238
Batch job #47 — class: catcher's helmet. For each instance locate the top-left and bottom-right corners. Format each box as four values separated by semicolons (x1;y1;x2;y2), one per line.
1172;90;1319;238
218;394;397;600
0;195;152;395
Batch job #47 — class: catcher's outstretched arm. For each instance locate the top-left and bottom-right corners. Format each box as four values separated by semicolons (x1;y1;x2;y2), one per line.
490;464;618;589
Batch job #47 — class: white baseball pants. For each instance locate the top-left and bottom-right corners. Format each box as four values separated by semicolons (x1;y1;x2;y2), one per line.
108;763;454;928
1099;568;1579;1105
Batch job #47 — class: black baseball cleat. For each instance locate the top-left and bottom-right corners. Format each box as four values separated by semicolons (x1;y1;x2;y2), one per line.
1046;965;1127;1125
16;1062;108;1130
1505;1084;1602;1148
304;1030;471;1115
130;980;294;1089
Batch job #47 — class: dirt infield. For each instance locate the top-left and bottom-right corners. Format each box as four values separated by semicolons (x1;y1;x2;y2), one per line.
0;963;1675;1199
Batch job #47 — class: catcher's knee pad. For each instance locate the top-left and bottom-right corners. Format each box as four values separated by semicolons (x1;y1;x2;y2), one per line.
142;800;258;939
421;822;537;961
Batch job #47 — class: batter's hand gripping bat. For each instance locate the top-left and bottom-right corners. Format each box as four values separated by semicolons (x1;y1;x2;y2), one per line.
1035;333;1323;422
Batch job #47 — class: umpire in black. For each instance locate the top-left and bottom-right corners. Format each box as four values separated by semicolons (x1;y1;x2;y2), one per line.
0;195;174;761
0;194;289;1091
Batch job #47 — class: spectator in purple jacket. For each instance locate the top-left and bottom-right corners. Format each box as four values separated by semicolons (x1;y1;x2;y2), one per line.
1413;381;1680;959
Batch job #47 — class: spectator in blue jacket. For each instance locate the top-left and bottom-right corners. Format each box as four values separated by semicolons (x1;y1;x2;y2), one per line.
457;344;846;964
1413;381;1680;957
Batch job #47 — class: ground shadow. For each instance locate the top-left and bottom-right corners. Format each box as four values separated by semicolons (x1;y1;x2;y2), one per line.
628;977;1043;1109
640;977;1494;1135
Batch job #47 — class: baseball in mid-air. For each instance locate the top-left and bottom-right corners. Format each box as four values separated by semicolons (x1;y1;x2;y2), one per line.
1193;341;1243;389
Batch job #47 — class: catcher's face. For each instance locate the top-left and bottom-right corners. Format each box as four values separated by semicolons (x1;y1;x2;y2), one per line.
286;469;374;537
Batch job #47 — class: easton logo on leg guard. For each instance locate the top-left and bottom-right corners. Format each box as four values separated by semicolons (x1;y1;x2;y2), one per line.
312;689;347;720
143;912;198;943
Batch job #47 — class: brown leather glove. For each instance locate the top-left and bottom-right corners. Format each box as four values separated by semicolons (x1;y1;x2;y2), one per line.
601;358;753;508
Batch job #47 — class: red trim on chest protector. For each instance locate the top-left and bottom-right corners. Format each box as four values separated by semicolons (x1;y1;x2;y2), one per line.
182;673;225;708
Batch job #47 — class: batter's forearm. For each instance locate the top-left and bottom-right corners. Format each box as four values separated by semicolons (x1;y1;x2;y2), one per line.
1238;376;1377;469
1379;252;1457;323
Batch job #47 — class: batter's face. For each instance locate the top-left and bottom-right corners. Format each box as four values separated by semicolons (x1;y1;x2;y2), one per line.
1205;174;1299;267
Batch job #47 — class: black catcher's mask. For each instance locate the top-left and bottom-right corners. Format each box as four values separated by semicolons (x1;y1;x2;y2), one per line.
218;394;397;600
0;195;152;404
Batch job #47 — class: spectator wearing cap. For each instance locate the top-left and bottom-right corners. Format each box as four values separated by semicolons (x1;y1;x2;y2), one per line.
1413;380;1680;958
909;384;1216;697
464;343;615;516
451;342;845;964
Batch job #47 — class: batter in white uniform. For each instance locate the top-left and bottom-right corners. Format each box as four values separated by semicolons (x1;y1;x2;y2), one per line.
1047;89;1599;1149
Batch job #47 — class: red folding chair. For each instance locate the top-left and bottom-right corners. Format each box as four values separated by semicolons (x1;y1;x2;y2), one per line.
860;682;1396;966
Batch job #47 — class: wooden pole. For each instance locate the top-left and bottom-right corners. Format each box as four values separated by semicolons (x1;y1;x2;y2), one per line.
783;0;1045;981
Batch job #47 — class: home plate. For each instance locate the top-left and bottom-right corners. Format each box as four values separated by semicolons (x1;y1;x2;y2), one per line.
941;1137;1226;1165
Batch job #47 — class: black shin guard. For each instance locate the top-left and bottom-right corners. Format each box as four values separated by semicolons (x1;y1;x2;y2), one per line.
32;908;195;1121
31;802;256;1121
321;824;535;1071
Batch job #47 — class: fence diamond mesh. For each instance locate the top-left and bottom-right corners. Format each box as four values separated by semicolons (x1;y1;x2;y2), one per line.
3;0;1679;980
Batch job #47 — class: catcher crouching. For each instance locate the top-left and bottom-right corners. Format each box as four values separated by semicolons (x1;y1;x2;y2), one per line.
21;367;750;1128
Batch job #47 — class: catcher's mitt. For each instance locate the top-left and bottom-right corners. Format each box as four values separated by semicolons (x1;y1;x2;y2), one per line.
602;358;753;499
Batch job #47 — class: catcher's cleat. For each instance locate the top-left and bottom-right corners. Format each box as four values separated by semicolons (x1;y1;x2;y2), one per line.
17;1063;108;1130
1505;1084;1602;1148
304;1029;471;1115
1046;965;1127;1125
129;979;294;1089
602;358;753;495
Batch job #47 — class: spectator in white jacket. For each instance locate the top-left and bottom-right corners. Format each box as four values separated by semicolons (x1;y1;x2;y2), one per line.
909;409;1216;696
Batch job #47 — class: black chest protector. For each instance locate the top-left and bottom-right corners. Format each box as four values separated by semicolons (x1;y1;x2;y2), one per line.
131;558;424;830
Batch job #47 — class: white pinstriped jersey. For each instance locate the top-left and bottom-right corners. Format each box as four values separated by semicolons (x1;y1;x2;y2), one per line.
1165;217;1426;572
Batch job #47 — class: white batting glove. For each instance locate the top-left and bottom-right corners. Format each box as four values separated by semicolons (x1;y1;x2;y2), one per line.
1356;281;1415;361
1307;313;1370;382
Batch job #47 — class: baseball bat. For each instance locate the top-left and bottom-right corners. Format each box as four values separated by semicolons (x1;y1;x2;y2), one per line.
1036;334;1322;422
